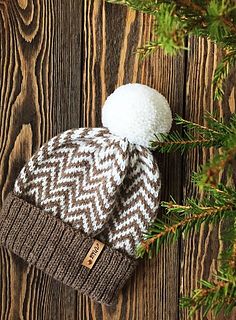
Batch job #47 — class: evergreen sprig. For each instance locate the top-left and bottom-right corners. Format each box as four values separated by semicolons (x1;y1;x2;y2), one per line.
151;112;236;153
136;185;236;258
106;0;236;98
180;225;236;316
106;1;236;316
135;113;236;317
213;49;236;99
180;271;236;317
137;114;236;257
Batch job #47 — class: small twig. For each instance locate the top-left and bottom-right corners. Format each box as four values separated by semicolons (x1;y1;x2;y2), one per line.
176;0;236;34
141;204;233;252
153;138;214;146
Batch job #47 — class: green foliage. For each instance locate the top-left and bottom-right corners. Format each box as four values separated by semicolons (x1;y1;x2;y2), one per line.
180;271;236;317
135;113;236;317
138;3;187;56
136;184;236;258
106;0;236;99
206;0;232;40
152;112;236;188
106;0;236;316
180;225;236;317
213;49;236;99
151;112;236;152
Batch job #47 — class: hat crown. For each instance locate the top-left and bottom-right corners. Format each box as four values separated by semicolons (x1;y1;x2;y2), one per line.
14;128;161;256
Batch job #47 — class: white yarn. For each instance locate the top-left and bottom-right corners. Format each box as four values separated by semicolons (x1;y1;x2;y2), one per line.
102;83;173;147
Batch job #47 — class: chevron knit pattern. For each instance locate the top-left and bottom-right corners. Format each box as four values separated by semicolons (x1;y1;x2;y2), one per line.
14;128;161;256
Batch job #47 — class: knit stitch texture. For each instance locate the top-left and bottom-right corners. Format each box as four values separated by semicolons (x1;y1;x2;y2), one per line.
0;127;161;305
14;128;161;256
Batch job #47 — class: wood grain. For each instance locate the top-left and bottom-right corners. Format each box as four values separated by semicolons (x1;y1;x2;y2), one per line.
0;0;235;319
181;37;236;320
81;3;185;319
0;0;82;319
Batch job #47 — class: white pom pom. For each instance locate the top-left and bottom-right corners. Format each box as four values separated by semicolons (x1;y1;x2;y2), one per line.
102;83;173;147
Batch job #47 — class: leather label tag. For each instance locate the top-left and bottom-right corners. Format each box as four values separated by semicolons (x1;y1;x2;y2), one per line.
82;240;105;269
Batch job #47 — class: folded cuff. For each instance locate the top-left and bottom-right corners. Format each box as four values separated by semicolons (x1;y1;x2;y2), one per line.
0;193;137;305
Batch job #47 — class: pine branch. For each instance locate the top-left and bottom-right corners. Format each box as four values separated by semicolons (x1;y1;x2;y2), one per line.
175;113;222;135
106;2;236;314
107;0;236;44
106;0;236;98
149;112;236;262
106;0;161;15
213;49;236;99
180;225;236;317
220;225;236;271
136;111;236;316
107;0;236;35
138;3;188;56
151;112;236;152
180;273;236;317
151;132;215;153
136;186;236;258
191;113;236;186
196;146;236;187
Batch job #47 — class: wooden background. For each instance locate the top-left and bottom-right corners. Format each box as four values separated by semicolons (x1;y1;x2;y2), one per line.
0;1;235;319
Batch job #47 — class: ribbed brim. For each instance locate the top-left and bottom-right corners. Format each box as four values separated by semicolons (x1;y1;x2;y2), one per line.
0;193;137;305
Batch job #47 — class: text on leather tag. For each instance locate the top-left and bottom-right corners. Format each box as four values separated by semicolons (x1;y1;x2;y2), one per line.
82;240;105;269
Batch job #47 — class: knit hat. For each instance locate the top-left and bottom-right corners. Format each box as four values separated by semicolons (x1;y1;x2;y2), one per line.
0;83;172;305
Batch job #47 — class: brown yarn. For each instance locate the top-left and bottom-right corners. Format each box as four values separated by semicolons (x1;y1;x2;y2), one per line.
0;193;137;305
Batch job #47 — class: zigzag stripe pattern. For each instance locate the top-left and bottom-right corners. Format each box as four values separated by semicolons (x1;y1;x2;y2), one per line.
14;128;161;256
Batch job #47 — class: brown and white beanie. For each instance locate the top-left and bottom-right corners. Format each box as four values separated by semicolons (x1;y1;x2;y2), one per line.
0;83;172;305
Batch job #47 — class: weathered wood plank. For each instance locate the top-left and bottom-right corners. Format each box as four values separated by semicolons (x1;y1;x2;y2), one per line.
1;1;235;319
0;0;83;319
80;2;185;319
181;37;236;320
